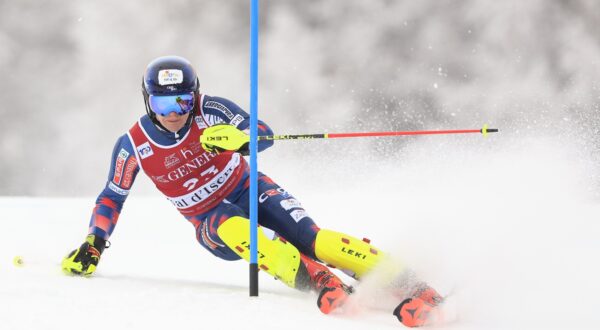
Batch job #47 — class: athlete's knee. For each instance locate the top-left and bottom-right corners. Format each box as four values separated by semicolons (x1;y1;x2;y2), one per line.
195;217;241;261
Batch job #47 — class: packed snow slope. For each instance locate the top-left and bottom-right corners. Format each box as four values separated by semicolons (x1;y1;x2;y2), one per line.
1;132;599;330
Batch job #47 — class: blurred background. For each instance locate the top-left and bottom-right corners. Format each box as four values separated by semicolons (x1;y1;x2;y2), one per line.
1;0;599;196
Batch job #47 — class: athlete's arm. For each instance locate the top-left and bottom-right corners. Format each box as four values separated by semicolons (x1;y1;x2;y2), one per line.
88;135;140;240
63;135;140;276
199;96;274;151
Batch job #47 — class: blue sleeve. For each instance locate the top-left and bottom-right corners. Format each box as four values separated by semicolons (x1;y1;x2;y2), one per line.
201;95;274;151
88;135;140;240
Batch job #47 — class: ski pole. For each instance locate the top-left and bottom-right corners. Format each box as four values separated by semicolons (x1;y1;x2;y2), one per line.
258;124;498;141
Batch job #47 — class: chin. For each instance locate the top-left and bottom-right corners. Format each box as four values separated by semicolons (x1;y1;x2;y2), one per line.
159;121;180;131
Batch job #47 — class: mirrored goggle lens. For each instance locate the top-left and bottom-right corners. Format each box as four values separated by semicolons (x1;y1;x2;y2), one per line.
149;93;195;116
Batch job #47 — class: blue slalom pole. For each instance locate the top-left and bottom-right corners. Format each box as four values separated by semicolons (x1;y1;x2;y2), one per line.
249;0;259;297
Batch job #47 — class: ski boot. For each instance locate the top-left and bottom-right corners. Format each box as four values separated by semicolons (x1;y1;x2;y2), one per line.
298;255;353;314
393;284;444;327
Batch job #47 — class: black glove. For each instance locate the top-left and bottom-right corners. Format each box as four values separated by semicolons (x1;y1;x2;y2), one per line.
61;234;108;276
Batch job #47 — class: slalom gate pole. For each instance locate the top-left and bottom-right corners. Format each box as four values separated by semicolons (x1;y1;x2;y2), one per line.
249;0;259;297
258;125;498;141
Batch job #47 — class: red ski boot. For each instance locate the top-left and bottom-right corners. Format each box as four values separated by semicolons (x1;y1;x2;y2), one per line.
393;284;444;327
298;255;353;314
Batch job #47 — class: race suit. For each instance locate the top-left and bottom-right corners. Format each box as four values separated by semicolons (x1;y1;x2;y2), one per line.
88;94;320;260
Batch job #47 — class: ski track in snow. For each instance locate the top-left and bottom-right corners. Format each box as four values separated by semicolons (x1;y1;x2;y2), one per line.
1;133;600;330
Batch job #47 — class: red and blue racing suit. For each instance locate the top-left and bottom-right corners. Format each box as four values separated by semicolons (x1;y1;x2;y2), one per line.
89;95;320;260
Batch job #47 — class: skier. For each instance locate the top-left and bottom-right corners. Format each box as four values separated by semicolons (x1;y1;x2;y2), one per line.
61;55;442;327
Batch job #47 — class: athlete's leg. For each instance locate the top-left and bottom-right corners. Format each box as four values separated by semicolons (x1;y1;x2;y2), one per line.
189;200;348;298
187;203;245;261
253;175;320;258
235;174;388;279
233;174;444;321
216;215;353;313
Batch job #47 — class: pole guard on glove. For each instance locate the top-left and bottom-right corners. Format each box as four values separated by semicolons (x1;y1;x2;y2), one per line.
200;124;250;155
61;234;108;276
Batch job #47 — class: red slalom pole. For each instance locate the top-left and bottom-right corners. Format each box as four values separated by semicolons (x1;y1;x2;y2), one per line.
258;125;498;141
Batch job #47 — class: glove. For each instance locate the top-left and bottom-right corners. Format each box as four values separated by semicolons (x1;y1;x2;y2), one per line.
200;124;250;155
61;234;108;276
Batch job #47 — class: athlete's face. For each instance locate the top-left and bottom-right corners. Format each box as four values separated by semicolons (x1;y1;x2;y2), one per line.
156;111;190;132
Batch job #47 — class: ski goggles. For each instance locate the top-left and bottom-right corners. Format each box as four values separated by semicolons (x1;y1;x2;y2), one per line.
148;92;195;116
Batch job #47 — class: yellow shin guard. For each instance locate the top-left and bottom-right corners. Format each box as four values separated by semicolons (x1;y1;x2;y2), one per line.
217;216;302;288
314;229;402;279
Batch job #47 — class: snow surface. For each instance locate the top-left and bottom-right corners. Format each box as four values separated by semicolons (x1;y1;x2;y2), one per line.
1;133;600;330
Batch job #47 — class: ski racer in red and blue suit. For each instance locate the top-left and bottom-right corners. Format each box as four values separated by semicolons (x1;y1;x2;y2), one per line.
62;56;443;327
